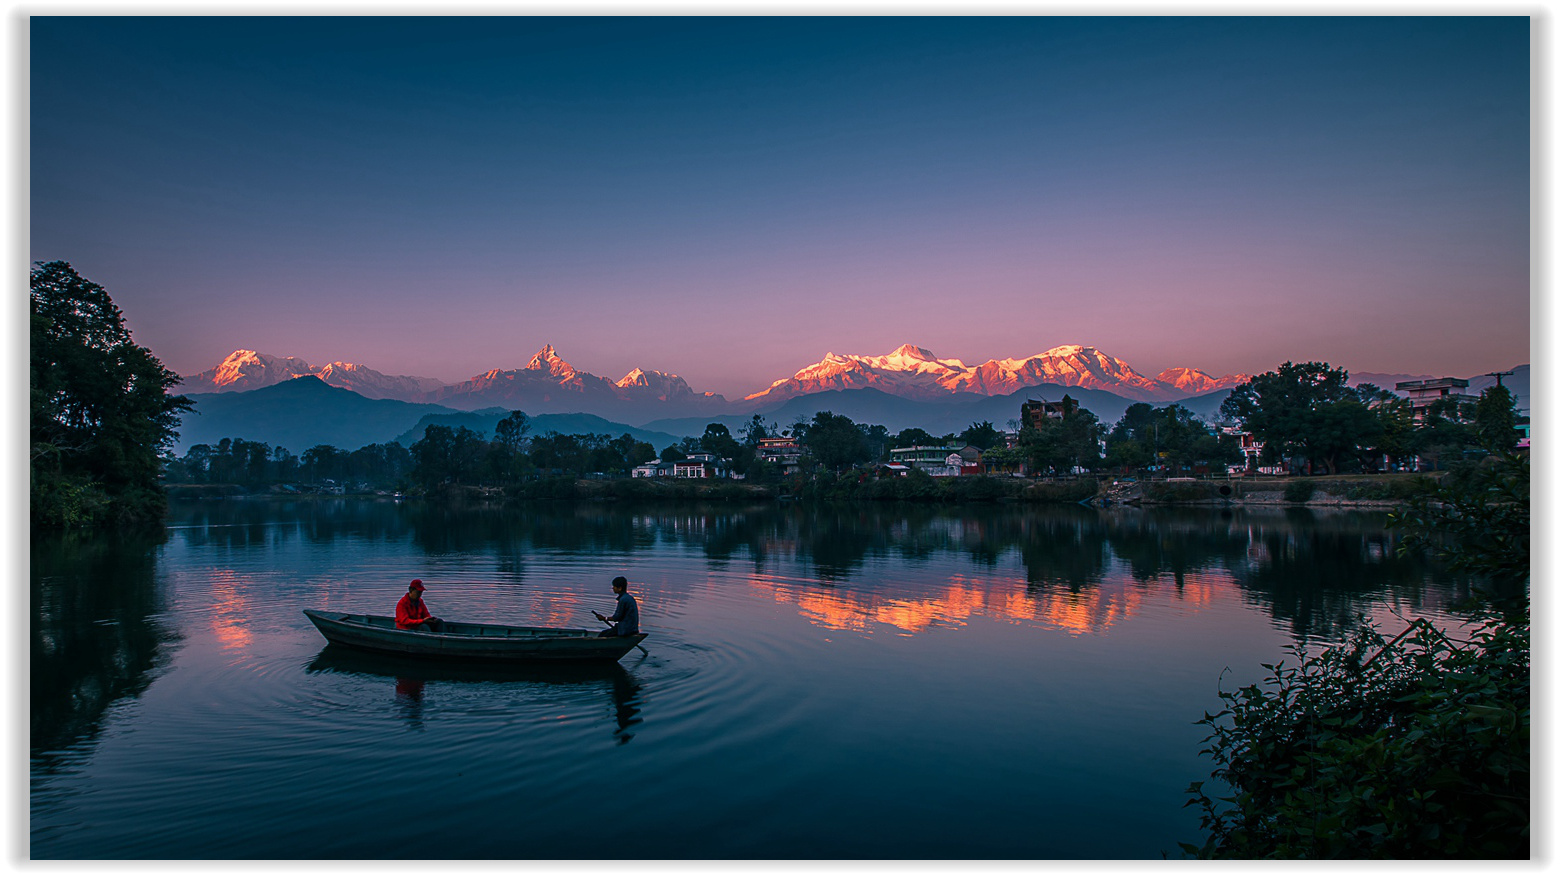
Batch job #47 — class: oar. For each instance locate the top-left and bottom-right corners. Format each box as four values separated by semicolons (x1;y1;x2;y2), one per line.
595;610;650;656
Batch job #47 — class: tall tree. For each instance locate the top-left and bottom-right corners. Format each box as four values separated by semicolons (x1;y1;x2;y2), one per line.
31;261;191;528
1220;362;1376;475
1021;406;1104;476
1475;384;1520;453
699;423;741;460
494;410;531;452
959;421;1002;450
802;411;872;472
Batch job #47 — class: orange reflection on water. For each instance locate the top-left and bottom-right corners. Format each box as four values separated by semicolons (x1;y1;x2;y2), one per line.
208;570;253;651
757;569;1230;637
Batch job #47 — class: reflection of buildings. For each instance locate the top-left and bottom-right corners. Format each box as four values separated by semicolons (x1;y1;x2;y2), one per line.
752;570;1224;636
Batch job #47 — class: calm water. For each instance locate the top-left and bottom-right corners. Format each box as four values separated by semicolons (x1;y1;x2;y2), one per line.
31;498;1476;859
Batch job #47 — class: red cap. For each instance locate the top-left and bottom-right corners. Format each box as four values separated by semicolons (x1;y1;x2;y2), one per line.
409;579;425;591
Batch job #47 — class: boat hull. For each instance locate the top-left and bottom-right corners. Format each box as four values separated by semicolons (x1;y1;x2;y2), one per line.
303;610;647;663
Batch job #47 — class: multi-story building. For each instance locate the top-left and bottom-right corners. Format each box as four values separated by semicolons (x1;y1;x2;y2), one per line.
1021;395;1079;430
1394;377;1478;424
757;437;804;475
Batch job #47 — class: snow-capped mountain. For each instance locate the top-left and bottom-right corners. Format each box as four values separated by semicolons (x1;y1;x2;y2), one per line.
427;345;728;414
1153;366;1252;397
183;343;1517;422
746;344;1249;404
180;350;449;401
616;368;709;402
179;350;318;393
313;362;449;400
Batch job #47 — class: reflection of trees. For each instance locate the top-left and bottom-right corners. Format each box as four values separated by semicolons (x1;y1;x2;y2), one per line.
168;498;1473;641
31;533;177;768
1101;509;1252;588
1229;509;1467;641
1015;509;1110;592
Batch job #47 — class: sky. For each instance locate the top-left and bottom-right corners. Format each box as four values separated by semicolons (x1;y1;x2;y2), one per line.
28;14;1531;399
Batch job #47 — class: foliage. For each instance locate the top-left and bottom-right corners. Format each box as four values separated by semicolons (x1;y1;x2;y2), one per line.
959;421;1003;450
494;410;531;452
802;411;873;471
31;261;192;529
1019;405;1104;475
1187;447;1530;859
410;425;485;487
1220;362;1378;475
891;427;940;449
699;423;739;457
1104;403;1240;476
1184;611;1529;858
1391;452;1529;589
1474;385;1520;454
1412;400;1479;471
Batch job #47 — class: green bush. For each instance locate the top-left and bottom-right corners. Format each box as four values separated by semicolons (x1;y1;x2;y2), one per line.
1184;611;1529;858
1188;451;1530;859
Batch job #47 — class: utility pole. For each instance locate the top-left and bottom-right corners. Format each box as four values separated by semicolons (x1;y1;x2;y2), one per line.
1486;369;1515;388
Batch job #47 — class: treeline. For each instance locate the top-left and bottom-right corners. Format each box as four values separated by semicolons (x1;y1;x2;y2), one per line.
162;362;1526;498
31;262;191;530
163;411;1074;493
1222;361;1522;474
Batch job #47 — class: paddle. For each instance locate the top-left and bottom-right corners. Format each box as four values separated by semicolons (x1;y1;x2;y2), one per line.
594;610;649;656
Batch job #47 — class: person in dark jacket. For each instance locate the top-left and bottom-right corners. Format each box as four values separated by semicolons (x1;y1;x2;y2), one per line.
593;576;639;637
395;579;444;631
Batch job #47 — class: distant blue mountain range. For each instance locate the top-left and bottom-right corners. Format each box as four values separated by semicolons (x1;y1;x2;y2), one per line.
171;363;1525;456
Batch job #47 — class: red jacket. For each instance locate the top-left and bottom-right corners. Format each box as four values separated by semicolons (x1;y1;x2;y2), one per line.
396;593;432;629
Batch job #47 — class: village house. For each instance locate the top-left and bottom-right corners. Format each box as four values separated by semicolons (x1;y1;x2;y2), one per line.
757;436;804;475
887;444;983;477
1020;394;1079;430
632;451;729;479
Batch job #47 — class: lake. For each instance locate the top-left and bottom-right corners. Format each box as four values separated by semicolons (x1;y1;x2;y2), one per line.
30;498;1476;859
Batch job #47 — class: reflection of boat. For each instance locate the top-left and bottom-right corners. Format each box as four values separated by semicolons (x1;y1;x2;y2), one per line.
303;611;648;663
305;644;636;683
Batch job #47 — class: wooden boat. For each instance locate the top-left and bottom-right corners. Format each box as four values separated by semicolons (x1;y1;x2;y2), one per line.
303;610;647;663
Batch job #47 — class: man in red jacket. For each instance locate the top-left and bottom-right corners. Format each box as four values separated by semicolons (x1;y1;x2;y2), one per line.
395;579;444;632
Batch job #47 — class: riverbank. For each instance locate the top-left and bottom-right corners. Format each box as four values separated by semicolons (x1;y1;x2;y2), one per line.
168;471;1445;508
1123;473;1444;508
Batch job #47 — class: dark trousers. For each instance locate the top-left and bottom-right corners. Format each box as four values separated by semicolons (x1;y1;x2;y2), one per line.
412;618;444;632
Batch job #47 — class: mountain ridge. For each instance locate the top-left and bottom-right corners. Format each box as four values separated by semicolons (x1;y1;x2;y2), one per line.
176;346;1530;435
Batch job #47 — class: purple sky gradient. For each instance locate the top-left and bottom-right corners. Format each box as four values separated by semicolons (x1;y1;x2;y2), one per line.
30;16;1529;398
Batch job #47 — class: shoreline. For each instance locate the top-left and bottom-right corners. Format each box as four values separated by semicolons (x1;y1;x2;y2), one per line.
166;472;1446;510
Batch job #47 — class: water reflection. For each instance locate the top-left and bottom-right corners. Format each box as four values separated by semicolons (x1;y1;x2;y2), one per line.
165;499;1473;644
304;646;645;742
31;532;178;769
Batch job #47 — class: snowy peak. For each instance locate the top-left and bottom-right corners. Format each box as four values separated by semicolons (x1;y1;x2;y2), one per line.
184;350;317;392
315;361;449;400
616;368;699;401
746;344;1251;403
525;344;577;379
1154;367;1251;396
887;343;937;361
181;350;448;400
